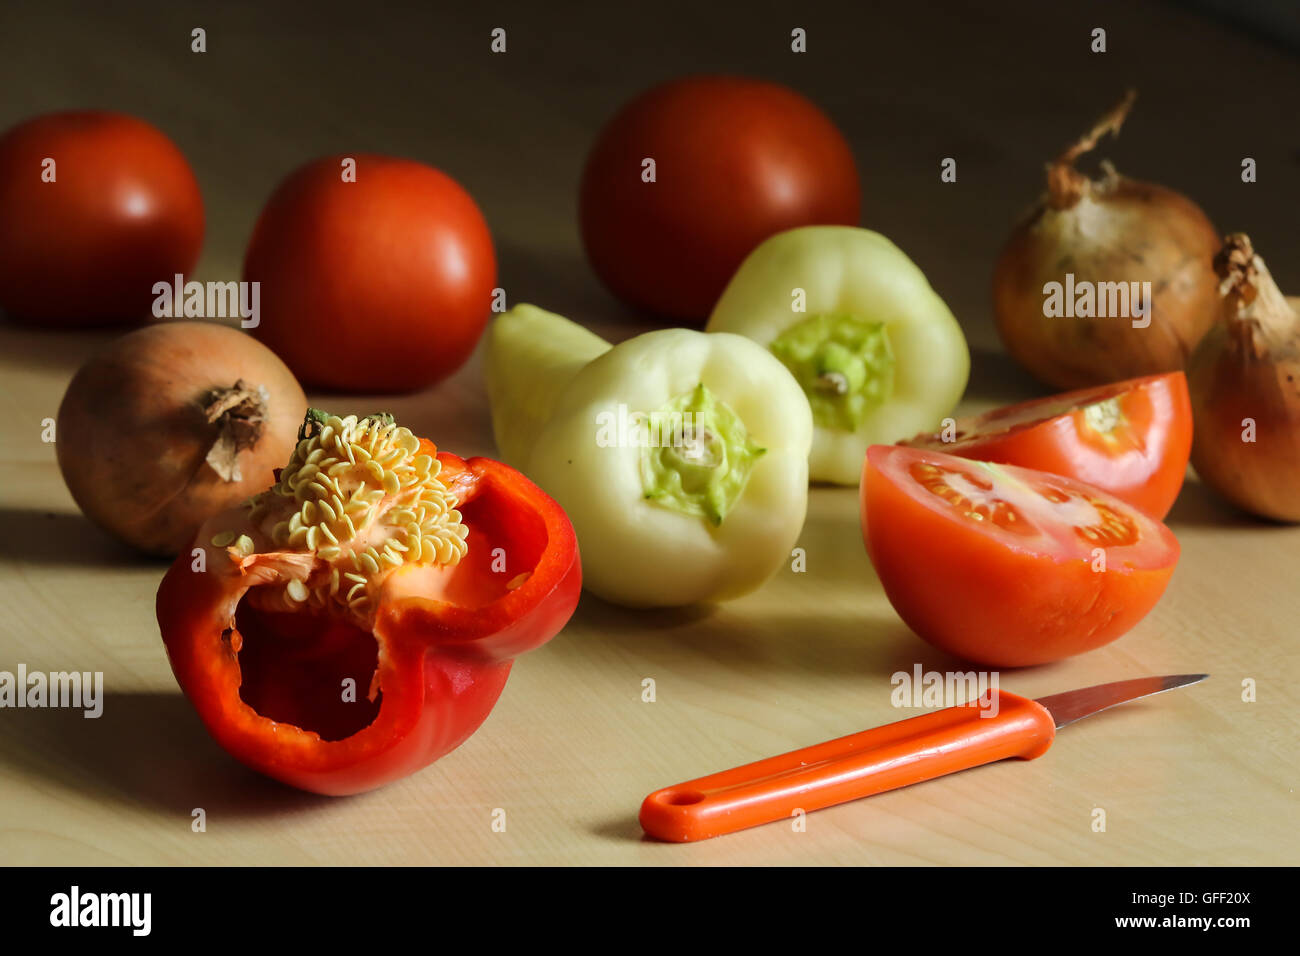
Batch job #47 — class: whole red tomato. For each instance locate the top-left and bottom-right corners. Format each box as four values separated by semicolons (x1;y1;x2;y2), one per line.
0;111;204;325
580;76;860;323
244;155;496;393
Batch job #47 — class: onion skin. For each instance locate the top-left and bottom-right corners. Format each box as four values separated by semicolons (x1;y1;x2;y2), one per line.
1187;236;1300;522
56;322;307;555
993;92;1220;389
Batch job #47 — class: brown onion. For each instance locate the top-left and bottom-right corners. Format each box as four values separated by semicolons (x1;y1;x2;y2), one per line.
1188;234;1300;521
993;90;1221;389
56;321;307;554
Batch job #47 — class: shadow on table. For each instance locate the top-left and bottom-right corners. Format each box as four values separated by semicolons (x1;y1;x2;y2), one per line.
556;592;995;684
0;321;127;373
794;493;878;588
587;814;668;845
0;691;335;819
1165;473;1270;529
0;507;163;568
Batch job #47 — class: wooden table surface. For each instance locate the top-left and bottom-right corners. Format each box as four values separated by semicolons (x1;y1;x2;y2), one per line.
1;0;1297;865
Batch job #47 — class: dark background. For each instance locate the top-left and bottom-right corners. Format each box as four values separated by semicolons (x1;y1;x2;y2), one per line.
1;0;1297;361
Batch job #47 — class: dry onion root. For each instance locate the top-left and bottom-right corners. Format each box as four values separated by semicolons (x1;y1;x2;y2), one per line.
1188;234;1300;521
56;321;307;555
993;90;1221;389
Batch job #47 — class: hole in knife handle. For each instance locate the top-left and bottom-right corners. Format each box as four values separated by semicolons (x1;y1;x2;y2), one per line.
657;789;706;806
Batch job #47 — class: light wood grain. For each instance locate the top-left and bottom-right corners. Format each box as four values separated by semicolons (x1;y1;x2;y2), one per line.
0;0;1297;865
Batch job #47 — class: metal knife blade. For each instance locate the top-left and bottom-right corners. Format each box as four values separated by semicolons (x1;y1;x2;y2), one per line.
1035;673;1208;730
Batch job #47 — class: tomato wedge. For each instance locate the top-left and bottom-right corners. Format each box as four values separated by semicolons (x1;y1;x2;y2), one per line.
861;445;1179;667
900;372;1191;518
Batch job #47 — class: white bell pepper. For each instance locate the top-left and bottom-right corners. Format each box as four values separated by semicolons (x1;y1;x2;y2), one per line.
485;304;812;607
707;226;970;485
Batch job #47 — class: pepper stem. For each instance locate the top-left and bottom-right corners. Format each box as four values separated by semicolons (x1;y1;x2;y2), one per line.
640;383;764;526
299;407;394;442
768;313;895;432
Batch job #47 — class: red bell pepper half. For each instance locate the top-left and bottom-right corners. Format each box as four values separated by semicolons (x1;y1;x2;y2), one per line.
156;411;581;795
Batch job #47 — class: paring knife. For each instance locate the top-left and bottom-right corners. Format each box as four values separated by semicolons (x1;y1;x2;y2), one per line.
640;674;1207;843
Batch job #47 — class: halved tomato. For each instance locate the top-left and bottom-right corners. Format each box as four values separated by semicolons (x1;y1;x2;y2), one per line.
900;372;1191;519
861;445;1179;667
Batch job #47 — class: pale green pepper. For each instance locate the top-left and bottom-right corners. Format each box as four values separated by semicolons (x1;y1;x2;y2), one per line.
707;226;970;485
485;305;812;607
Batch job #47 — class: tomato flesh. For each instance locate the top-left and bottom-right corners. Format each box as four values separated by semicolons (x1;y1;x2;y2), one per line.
901;372;1191;519
863;445;1179;667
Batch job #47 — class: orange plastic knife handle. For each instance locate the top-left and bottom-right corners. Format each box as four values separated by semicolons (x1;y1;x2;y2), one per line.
640;689;1056;842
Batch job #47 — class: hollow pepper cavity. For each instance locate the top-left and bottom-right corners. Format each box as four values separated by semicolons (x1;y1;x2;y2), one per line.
155;410;581;795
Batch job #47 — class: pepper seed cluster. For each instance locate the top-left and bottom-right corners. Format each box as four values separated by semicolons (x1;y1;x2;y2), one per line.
232;413;469;615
